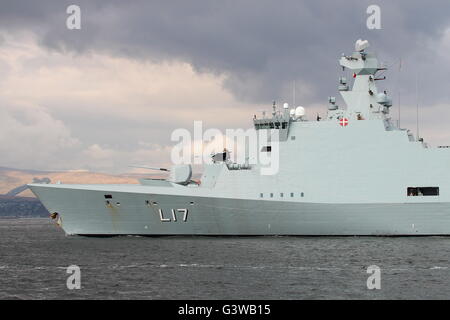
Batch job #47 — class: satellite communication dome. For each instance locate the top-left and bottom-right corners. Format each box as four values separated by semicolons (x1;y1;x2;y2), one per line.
169;164;192;184
376;92;388;104
295;106;305;119
355;39;370;52
283;103;289;109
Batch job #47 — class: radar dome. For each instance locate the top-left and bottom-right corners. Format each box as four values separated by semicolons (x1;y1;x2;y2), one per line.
376;92;388;104
355;39;369;52
295;106;305;119
169;164;192;185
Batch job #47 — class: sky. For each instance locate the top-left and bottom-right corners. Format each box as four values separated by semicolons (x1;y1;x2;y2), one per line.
1;0;450;173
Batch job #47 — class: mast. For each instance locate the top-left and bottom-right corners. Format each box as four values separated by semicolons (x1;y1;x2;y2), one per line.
416;71;420;140
398;58;402;128
293;80;296;107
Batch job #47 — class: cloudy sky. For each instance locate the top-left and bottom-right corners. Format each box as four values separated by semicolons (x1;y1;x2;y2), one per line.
1;0;450;173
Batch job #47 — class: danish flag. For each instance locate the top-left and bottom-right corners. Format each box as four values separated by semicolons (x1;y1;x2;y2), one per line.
339;118;349;127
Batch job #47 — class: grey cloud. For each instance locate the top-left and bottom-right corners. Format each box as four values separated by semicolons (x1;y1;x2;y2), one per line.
1;0;450;107
3;0;450;173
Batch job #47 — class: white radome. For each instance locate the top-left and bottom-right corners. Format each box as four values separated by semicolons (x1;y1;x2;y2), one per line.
355;39;370;52
295;106;305;119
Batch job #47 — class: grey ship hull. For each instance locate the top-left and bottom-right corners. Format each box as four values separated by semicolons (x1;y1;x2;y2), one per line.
29;185;450;236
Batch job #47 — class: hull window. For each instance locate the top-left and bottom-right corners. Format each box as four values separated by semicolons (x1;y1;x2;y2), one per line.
407;187;439;197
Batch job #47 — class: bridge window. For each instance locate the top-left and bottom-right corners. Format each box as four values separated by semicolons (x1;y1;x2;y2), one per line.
261;146;272;152
282;122;287;129
280;193;284;197
407;187;439;197
301;192;304;197
104;194;112;199
290;193;294;197
291;136;296;140
270;193;273;198
260;193;263;198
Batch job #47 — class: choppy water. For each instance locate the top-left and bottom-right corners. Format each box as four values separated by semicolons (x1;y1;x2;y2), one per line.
1;218;450;299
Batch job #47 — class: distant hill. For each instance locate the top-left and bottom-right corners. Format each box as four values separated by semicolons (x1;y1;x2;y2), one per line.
0;195;48;217
0;167;157;197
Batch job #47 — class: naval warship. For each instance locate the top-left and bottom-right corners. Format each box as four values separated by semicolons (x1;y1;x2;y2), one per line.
29;40;450;235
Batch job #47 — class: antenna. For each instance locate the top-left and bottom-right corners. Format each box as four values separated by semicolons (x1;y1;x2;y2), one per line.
293;80;296;107
397;58;402;128
416;70;420;141
129;165;170;172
